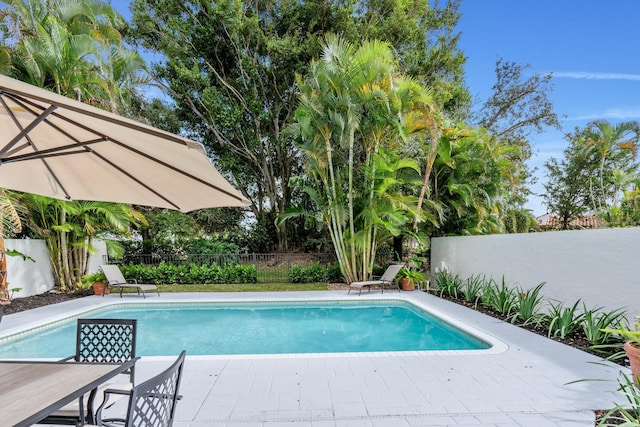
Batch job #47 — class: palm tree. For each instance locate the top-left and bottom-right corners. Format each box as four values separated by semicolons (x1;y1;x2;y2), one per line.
431;128;521;236
581;120;640;214
0;0;151;291
20;195;145;289
0;190;24;300
289;35;435;282
1;0;149;111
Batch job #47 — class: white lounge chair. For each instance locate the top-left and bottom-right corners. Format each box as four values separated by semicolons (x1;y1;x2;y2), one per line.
100;264;160;298
348;264;404;295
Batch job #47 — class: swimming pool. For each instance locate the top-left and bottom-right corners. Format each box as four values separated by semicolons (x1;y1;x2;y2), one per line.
0;300;493;358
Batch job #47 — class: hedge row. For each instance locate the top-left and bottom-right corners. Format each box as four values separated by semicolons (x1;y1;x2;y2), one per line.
119;262;257;284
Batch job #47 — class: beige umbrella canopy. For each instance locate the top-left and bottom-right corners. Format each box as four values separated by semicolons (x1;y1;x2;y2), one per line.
0;74;249;212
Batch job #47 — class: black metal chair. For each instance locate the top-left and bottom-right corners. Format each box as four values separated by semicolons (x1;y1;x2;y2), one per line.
38;318;137;426
92;350;187;427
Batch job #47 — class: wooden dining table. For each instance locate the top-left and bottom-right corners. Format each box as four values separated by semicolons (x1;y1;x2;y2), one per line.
0;358;137;427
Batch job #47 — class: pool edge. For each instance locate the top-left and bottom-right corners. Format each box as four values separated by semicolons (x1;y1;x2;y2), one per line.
0;291;509;358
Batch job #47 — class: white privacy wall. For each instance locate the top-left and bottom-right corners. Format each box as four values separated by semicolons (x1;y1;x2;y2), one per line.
431;227;640;319
5;239;51;298
5;239;107;298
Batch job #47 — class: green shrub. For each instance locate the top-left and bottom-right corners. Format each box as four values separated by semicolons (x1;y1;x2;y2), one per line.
511;282;546;325
121;263;161;284
82;271;107;285
289;262;343;283
435;271;463;298
545;300;586;339
481;277;518;316
582;305;627;345
326;263;344;282
597;373;640;426
186;239;239;255
461;274;486;307
120;262;257;284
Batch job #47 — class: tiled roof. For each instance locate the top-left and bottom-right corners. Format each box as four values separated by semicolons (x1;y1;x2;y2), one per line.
536;214;603;229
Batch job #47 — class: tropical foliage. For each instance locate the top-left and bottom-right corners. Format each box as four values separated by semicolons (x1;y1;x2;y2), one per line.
0;190;24;299
597;372;640;426
285;36;434;282
0;0;594;295
0;0;149;111
18;194;145;289
128;0;468;251
430;127;530;235
610;179;640;226
581;121;640;213
544;120;640;227
435;270;627;347
0;0;150;290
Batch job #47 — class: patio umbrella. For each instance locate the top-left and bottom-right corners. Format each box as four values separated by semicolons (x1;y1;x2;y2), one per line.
0;74;249;212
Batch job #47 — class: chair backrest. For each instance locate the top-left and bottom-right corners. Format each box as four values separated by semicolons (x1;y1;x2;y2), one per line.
124;350;186;427
75;318;137;381
380;264;404;282
100;264;126;284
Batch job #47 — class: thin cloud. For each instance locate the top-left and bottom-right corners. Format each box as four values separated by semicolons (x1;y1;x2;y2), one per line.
553;71;640;81
566;108;640;121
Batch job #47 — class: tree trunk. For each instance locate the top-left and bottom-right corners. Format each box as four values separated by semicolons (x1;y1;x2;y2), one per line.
408;127;441;259
60;210;74;290
0;232;6;300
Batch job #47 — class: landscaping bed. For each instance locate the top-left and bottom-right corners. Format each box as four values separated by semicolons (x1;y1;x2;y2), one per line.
2;289;92;315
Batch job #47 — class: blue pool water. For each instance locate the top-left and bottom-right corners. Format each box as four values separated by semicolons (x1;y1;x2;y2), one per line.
0;301;490;358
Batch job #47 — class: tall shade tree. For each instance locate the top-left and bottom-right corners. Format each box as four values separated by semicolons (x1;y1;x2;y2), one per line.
543;141;592;229
287;36;434;283
477;60;560;205
129;0;467;251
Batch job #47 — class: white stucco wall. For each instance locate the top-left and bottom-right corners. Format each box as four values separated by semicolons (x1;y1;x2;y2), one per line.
5;239;52;298
5;239;108;298
431;227;640;319
87;240;108;274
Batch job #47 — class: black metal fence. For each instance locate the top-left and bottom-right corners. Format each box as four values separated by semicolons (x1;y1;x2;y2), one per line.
103;253;337;283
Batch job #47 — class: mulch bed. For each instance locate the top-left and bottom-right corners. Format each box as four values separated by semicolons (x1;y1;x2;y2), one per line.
436;293;599;352
2;289;92;315
434;292;633;425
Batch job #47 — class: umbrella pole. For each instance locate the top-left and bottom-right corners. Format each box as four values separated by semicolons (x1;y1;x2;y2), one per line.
0;232;6;301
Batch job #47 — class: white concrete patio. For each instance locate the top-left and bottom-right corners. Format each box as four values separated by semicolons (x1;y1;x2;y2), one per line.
0;290;629;427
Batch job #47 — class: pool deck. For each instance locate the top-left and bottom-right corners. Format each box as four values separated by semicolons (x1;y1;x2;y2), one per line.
2;290;629;427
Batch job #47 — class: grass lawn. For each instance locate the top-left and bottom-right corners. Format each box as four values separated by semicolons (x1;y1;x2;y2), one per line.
3;283;332;315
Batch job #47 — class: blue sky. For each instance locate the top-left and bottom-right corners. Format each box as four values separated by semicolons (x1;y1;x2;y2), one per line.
457;1;640;215
113;0;640;215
